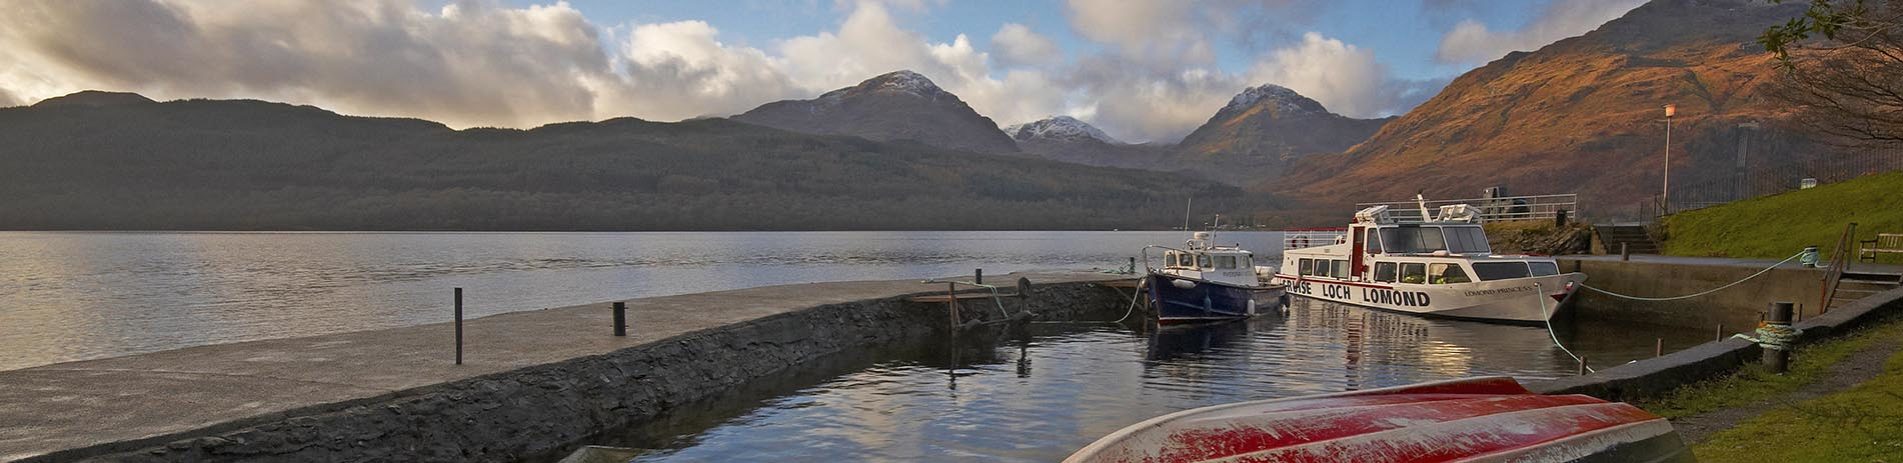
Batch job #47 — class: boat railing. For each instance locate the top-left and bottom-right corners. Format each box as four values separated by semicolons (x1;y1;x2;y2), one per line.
1283;229;1347;250
1139;245;1187;273
1357;193;1578;223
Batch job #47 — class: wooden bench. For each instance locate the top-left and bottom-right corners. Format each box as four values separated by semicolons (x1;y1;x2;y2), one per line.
1861;233;1903;263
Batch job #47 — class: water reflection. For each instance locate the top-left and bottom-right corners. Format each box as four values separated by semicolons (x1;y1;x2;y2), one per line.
0;231;1283;370
591;298;1704;463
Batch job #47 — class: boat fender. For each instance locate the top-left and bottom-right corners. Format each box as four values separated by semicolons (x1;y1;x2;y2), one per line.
1171;279;1196;289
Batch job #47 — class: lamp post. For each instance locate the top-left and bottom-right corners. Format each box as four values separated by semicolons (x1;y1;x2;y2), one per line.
1663;104;1675;213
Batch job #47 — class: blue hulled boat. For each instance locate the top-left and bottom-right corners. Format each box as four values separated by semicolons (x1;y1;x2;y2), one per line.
1143;231;1285;325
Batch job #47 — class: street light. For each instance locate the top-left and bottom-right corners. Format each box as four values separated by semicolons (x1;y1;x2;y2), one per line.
1663;104;1675;213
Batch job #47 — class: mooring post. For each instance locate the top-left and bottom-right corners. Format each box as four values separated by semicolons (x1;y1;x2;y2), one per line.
1655;338;1663;357
1128;257;1137;274
946;282;961;327
1715;323;1723;342
1764;302;1794;374
1577;356;1587;376
454;287;464;365
612;301;627;337
975;268;983;285
1621;242;1630;261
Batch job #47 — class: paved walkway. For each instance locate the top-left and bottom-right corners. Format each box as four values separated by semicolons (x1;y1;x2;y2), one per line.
1561;254;1903;274
0;271;1127;461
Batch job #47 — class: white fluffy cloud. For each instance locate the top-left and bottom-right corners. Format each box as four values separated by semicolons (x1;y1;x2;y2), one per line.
990;23;1061;67
0;0;1463;143
1249;33;1416;118
1435;0;1647;65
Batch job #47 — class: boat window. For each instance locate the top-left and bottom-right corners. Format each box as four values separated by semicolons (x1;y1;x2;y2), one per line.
1529;261;1560;276
1399;263;1426;284
1197;254;1212;269
1164;253;1176;267
1379;226;1449;254
1365;228;1383;254
1243;256;1253;269
1444;226;1492;254
1298;258;1313;276
1374;262;1397;282
1429;263;1472;284
1216;255;1237;269
1472;262;1532;281
1332;260;1350;279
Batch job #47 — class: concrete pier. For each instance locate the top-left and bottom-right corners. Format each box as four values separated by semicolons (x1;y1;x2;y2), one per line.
1559;255;1902;330
0;271;1132;462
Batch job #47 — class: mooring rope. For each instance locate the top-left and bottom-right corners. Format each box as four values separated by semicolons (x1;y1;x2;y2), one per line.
1732;323;1802;351
1578;251;1805;302
1535;282;1595;373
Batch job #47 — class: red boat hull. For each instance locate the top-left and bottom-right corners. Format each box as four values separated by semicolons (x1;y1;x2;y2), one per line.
1065;377;1692;463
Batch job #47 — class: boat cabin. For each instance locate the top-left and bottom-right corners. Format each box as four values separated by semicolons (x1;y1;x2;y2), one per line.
1283;204;1563;286
1154;232;1261;287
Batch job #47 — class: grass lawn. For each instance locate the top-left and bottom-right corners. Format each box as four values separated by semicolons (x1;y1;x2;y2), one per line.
1636;317;1903;419
1660;171;1903;260
1693;327;1903;461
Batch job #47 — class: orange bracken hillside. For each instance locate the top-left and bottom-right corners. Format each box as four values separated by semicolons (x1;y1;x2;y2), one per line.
1270;0;1847;216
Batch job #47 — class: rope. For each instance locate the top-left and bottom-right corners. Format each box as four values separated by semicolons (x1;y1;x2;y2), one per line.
1578;251;1804;301
1732;323;1802;351
1032;278;1148;325
1536;282;1594;373
921;279;1012;320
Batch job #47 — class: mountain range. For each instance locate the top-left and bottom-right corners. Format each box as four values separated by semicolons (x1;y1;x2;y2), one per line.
0;91;1269;230
1271;0;1862;215
4;0;1882;229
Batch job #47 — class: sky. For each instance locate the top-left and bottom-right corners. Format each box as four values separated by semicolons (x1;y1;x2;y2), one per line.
0;0;1648;143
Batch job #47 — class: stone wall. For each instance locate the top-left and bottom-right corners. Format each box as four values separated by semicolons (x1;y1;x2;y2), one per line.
91;282;1129;462
1559;257;1824;330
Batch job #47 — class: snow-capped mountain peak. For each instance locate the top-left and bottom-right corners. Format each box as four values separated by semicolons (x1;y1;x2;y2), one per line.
1005;115;1122;144
1221;84;1326;116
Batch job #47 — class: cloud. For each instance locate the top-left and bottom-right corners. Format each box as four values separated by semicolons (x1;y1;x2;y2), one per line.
0;0;1451;144
0;0;611;128
1248;32;1428;118
990;23;1060;67
1434;0;1646;65
607;20;803;120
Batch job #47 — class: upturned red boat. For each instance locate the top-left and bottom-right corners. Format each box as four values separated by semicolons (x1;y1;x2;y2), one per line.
1064;377;1692;463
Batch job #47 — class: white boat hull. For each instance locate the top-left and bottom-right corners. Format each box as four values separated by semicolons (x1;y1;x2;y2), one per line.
1270;272;1585;323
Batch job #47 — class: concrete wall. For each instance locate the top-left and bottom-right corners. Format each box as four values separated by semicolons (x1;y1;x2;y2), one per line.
89;282;1128;462
1532;285;1903;401
1560;257;1825;330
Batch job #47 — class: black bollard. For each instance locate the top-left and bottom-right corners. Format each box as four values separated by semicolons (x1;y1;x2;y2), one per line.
975;268;983;285
454;287;464;365
1621;242;1630;261
1764;302;1794;373
613;301;628;337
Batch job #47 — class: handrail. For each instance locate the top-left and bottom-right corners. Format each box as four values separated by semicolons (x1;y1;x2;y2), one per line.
1820;222;1858;313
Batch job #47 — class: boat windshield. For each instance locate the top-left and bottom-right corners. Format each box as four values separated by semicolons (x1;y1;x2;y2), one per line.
1377;226;1491;254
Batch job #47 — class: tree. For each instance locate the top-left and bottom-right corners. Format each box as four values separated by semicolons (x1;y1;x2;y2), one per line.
1759;0;1903;146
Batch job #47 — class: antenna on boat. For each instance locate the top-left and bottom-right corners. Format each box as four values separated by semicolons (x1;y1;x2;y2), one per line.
1182;196;1193;233
1414;192;1433;222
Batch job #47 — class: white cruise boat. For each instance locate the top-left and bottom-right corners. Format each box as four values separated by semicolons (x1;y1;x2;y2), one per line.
1270;199;1585;323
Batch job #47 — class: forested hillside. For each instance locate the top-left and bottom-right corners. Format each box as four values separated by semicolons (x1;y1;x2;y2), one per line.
0;94;1273;230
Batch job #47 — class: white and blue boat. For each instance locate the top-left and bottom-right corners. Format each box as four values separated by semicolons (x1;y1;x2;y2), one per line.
1143;231;1286;325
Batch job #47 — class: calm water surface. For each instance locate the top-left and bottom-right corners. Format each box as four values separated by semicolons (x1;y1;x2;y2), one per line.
0;231;1278;371
596;300;1706;463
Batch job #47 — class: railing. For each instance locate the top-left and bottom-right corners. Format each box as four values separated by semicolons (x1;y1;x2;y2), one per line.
1355;194;1578;223
1283;229;1347;250
1821;222;1858;313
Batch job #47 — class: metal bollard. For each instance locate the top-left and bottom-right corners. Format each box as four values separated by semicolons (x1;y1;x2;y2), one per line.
1621;242;1630;261
975;268;983;285
1715;323;1723;342
1655;338;1663;357
1764;302;1794;373
454;287;464;365
1128;257;1137;274
1577;356;1588;376
613;301;628;337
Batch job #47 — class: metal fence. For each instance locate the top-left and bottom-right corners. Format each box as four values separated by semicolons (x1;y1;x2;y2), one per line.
1355;194;1579;223
1601;148;1903;223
